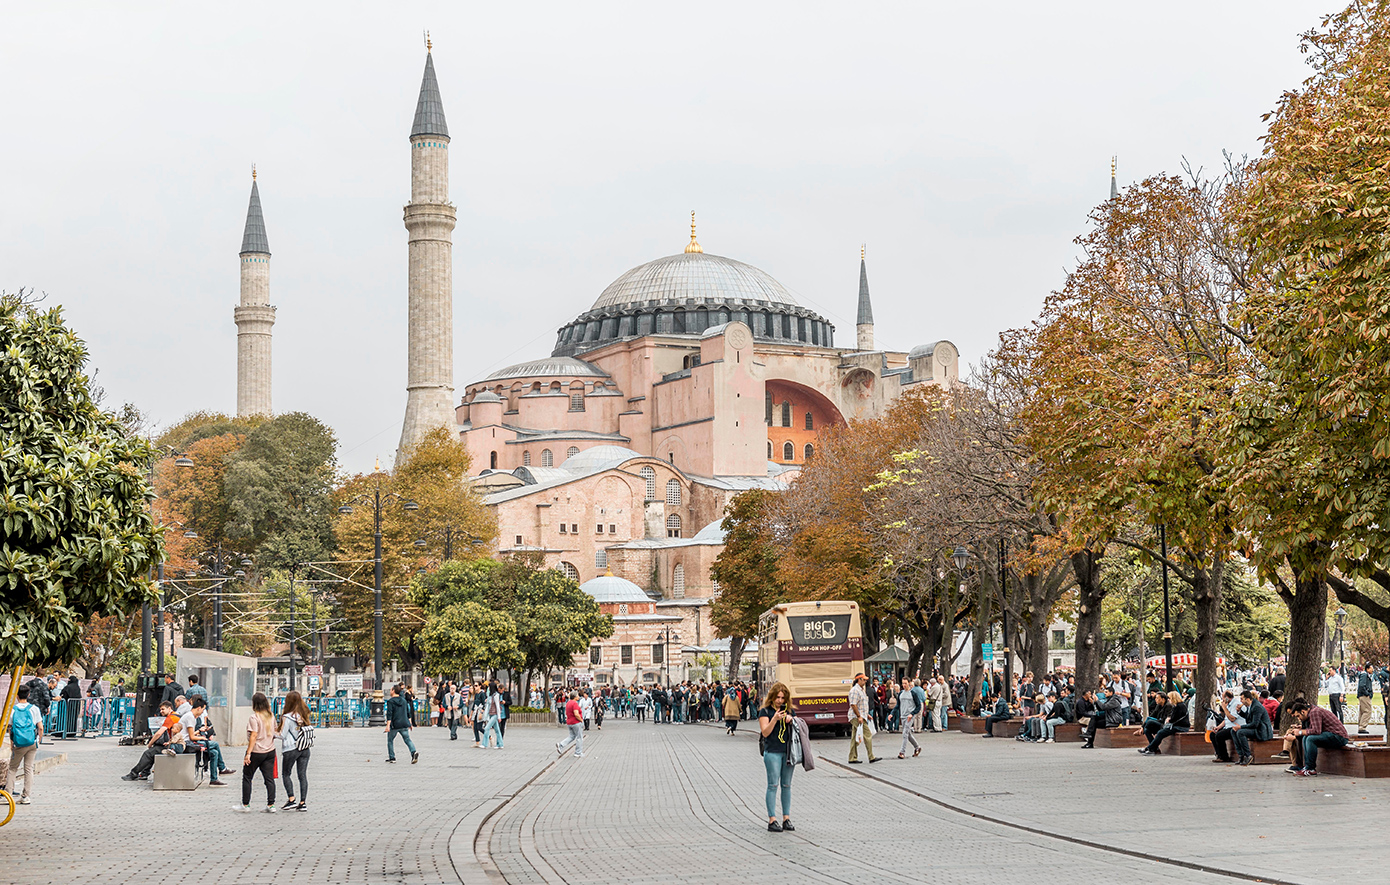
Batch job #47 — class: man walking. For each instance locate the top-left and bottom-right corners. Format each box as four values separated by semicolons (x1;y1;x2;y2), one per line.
6;685;42;804
385;684;418;764
556;691;585;758
1356;663;1375;735
1325;667;1346;722
847;673;879;764
896;677;921;758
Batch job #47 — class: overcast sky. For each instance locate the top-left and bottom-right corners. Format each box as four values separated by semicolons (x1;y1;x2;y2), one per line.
5;2;1320;475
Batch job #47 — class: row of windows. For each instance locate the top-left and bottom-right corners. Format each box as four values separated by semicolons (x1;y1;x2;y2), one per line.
764;394;814;429
561;559;690;597
560;523;619;535
591;644;665;665
637;468;683;505
521;445;585;467
768;441;815;461
560;308;833;348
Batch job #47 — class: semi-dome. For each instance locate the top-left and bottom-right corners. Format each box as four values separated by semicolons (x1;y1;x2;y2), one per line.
561;445;645;471
553;247;834;358
579;572;651;604
484;356;608;382
591;252;801;311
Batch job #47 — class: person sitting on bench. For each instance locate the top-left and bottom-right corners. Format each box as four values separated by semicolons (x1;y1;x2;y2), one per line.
1230;689;1274;766
1081;688;1123;748
1019;694;1051;742
1138;690;1191;756
122;701;184;781
1141;690;1168;745
1210;690;1244;763
1285;699;1349;777
1039;686;1074;743
183;696;230;785
981;694;1016;737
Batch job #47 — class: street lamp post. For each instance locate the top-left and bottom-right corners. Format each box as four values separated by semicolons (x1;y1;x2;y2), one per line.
657;626;681;688
338;470;417;727
143;448;193;676
1336;607;1348;676
413;526;486;570
1159;524;1175;692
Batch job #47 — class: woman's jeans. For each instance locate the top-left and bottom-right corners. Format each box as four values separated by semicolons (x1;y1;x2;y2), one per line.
763;751;793;818
387;727;417;760
1144;724;1186;753
242;750;276;806
281;747;310;801
484;714;503;748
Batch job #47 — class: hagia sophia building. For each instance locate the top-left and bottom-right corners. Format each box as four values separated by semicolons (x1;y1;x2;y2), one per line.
234;46;959;686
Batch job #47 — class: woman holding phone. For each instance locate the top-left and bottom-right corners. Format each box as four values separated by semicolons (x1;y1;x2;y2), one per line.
758;682;796;833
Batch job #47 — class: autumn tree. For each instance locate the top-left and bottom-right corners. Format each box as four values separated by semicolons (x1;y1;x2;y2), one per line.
1230;0;1390;708
709;489;784;675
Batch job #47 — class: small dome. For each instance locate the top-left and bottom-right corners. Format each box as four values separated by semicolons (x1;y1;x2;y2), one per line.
909;343;937;360
580;573;651;604
484;356;608;382
562;445;645;471
471;389;503;403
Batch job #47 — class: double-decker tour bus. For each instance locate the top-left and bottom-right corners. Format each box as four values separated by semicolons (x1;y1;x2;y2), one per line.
757;600;863;733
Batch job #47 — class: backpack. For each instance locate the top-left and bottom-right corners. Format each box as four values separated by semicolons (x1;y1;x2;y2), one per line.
9;704;37;748
295;723;315;751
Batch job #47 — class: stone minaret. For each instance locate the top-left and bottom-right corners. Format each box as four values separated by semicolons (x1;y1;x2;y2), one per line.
397;43;457;461
856;245;874;351
1110;156;1119;200
235;169;275;417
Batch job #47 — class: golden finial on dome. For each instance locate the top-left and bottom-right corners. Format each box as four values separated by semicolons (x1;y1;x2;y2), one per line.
374;456;381;472
252;163;256;181
605;565;613;577
685;210;703;254
425;30;432;53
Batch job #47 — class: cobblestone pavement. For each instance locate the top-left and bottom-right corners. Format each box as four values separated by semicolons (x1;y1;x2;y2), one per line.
4;718;1382;884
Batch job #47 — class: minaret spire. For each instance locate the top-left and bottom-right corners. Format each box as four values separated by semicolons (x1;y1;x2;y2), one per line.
398;46;458;462
235;170;275;416
1110;156;1119;200
856;245;874;351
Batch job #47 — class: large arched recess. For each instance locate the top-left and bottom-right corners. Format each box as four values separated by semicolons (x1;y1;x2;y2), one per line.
764;379;844;465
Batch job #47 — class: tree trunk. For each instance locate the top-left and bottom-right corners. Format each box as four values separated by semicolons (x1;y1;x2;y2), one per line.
939;578;960;678
728;635;746;680
966;579;991;714
1191;554;1224;729
1072;548;1105;692
1282;569;1328;730
922;612;943;679
1023;614;1048;678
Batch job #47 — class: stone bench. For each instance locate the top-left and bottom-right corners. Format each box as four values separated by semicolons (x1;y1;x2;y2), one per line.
956;715;989;735
1153;730;1208;756
1052;722;1084;742
1093;725;1147;749
983;718;1023;739
1304;741;1390;777
151;752;201;791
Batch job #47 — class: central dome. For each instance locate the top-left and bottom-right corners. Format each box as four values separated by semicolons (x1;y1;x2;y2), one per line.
591;252;801;311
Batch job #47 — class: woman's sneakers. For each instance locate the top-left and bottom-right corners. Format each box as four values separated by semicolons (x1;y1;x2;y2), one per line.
767;820;783;832
411;751;420;764
296;802;307;812
265;804;277;813
283;798;298;809
781;819;795;832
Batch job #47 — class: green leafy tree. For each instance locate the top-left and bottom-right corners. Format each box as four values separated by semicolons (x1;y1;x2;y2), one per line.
710;489;784;677
419;601;520;676
1;293;163;668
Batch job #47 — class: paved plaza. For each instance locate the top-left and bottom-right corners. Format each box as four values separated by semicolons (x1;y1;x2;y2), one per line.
3;718;1384;884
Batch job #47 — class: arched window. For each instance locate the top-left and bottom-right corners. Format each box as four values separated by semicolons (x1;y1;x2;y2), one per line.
805;412;814;430
558;561;580;582
765;391;773;426
569;383;585;411
666;513;682;538
781;401;791;427
783;442;794;461
673;563;685;598
541;449;553;467
804;443;815;460
567;446;580;458
523;450;532;466
490;451;498;469
550;381;562;392
767;440;773;459
665;479;682;506
640;466;656;501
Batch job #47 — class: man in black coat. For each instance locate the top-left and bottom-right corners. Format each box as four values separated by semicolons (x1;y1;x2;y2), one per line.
1227;689;1274;765
1081;690;1123;748
160;673;184;707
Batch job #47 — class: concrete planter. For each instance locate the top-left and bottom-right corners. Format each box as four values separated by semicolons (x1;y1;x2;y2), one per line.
505;712;560;726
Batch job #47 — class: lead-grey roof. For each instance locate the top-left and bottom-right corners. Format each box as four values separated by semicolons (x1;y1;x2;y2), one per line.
484;356;608;381
411;52;449;138
857;258;873;325
240;181;269;255
591;252;800;311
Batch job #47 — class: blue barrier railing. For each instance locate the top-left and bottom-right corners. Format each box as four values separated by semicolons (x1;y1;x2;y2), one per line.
269;695;371;727
40;697;133;740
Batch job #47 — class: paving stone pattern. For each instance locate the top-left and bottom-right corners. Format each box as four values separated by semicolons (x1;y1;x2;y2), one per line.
4;718;1382;884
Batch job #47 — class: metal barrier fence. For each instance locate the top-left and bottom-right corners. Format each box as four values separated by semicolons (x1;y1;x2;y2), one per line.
40;697;133;740
270;695;371;727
